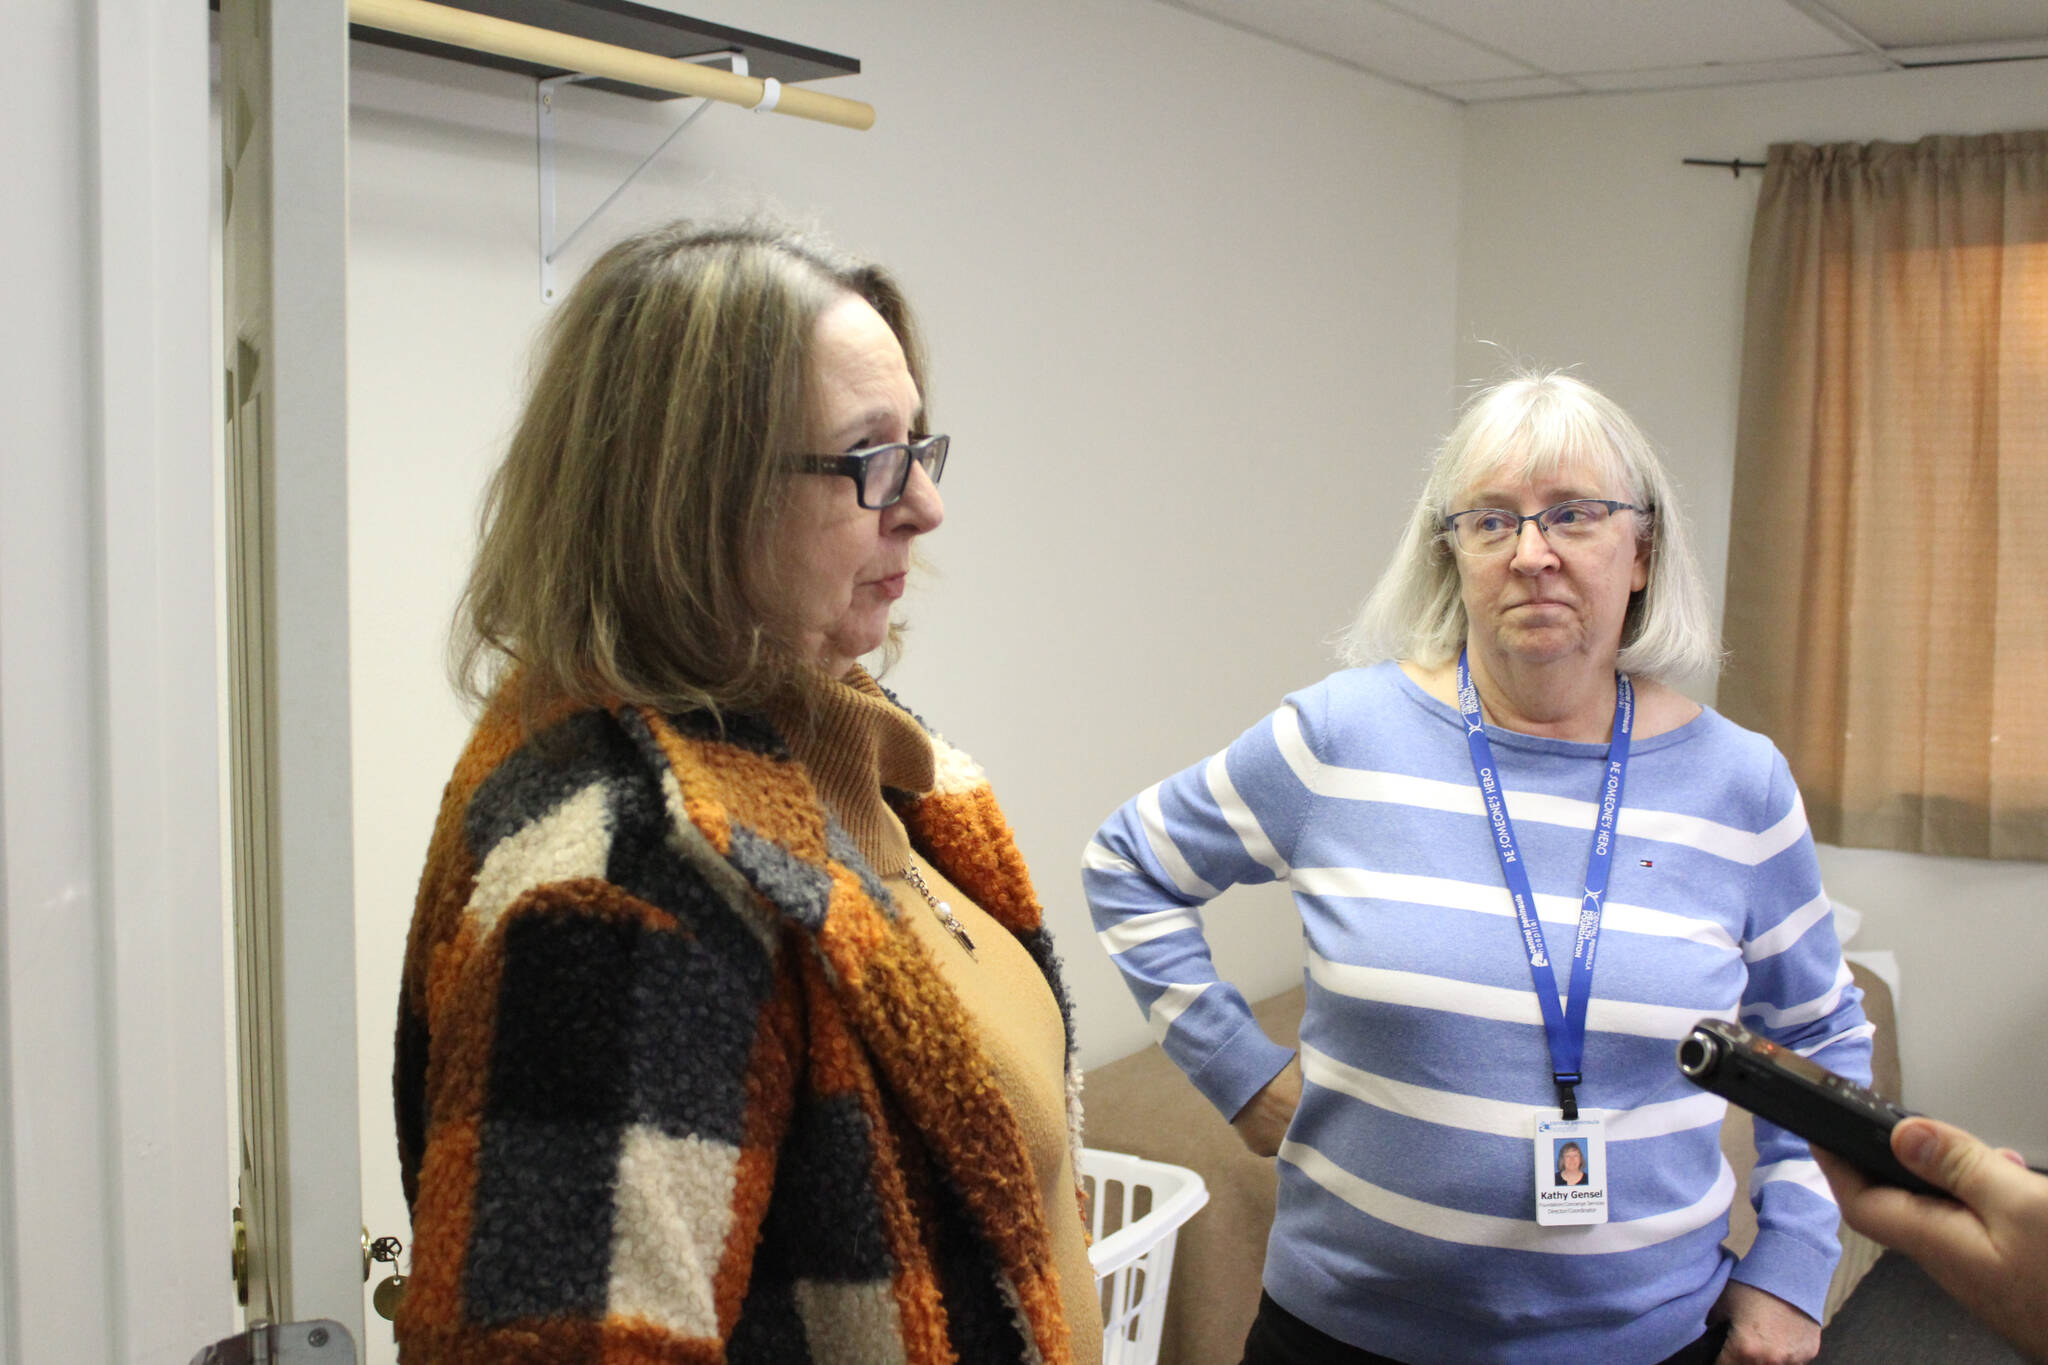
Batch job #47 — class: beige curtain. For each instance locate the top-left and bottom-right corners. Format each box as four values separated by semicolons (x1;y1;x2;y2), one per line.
1721;132;2048;860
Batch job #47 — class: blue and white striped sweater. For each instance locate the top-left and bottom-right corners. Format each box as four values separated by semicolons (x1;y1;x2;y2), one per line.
1084;663;1871;1364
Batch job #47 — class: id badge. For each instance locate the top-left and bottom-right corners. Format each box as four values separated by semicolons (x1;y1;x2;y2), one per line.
1534;1116;1607;1226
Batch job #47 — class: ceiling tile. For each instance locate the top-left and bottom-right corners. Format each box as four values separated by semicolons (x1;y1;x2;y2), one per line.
1432;74;1583;101
1569;51;1895;93
1375;0;1859;73
1816;0;2048;47
1163;0;2048;102
1888;40;2048;63
1168;0;1533;85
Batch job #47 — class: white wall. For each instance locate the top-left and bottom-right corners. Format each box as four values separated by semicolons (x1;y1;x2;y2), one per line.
1457;62;2048;1154
1815;844;2048;1151
346;1;1460;1349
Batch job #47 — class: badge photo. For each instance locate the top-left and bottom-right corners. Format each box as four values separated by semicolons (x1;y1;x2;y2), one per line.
1534;1116;1608;1226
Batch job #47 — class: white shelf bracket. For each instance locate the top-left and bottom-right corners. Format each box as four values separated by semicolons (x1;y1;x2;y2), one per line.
536;50;747;304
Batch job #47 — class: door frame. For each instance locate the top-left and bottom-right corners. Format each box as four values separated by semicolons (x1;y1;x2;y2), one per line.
3;0;367;1359
219;0;366;1342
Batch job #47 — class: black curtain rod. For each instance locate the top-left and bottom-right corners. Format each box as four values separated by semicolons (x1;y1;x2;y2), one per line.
1683;157;1767;179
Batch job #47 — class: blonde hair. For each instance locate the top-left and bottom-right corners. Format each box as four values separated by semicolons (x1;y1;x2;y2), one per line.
452;220;927;717
1340;370;1720;684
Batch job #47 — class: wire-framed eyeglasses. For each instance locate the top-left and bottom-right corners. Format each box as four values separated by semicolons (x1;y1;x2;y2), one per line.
1442;498;1643;555
789;434;949;509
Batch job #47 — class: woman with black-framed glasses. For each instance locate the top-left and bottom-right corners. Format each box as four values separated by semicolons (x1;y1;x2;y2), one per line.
790;433;949;509
395;221;1099;1364
1085;370;1867;1365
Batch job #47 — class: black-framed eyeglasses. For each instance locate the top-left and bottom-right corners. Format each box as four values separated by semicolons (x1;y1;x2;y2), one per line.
1442;498;1642;555
789;434;949;509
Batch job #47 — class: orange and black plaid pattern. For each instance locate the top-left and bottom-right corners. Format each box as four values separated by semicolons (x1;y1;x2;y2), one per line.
394;688;1079;1364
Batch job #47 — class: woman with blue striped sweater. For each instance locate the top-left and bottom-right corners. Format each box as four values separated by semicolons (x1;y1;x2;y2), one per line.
1084;372;1869;1365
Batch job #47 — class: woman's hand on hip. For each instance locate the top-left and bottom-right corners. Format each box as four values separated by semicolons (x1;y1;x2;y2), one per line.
1232;1057;1302;1158
1710;1281;1819;1365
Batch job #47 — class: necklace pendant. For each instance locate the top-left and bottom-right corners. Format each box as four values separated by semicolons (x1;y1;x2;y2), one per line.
933;901;977;957
900;864;976;958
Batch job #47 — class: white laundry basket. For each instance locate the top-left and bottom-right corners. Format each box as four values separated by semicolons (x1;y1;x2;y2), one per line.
1079;1147;1210;1365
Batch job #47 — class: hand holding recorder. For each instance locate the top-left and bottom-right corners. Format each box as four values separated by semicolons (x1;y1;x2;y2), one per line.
1816;1118;2048;1363
1678;1015;2048;1362
1677;1017;1940;1196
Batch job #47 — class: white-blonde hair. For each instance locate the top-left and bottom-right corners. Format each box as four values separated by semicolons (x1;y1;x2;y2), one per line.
1339;370;1720;684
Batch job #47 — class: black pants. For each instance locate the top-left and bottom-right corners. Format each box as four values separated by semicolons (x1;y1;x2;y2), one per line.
1240;1291;1734;1365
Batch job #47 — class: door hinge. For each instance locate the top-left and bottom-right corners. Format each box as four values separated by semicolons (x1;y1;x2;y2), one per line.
189;1320;355;1365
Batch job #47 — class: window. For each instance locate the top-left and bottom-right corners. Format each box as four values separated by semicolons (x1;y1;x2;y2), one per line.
1720;132;2048;859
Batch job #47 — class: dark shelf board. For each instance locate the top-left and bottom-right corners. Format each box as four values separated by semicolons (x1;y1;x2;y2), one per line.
346;0;860;101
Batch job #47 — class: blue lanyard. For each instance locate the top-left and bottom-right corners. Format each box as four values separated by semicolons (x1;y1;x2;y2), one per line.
1455;650;1634;1120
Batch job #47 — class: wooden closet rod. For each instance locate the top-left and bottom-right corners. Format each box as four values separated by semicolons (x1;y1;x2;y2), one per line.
348;0;876;130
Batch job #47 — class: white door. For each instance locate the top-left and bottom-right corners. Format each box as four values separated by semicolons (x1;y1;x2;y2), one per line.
1;1;231;1361
220;0;368;1349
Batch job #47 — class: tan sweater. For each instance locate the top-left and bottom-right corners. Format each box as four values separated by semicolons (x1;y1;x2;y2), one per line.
772;672;1102;1363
